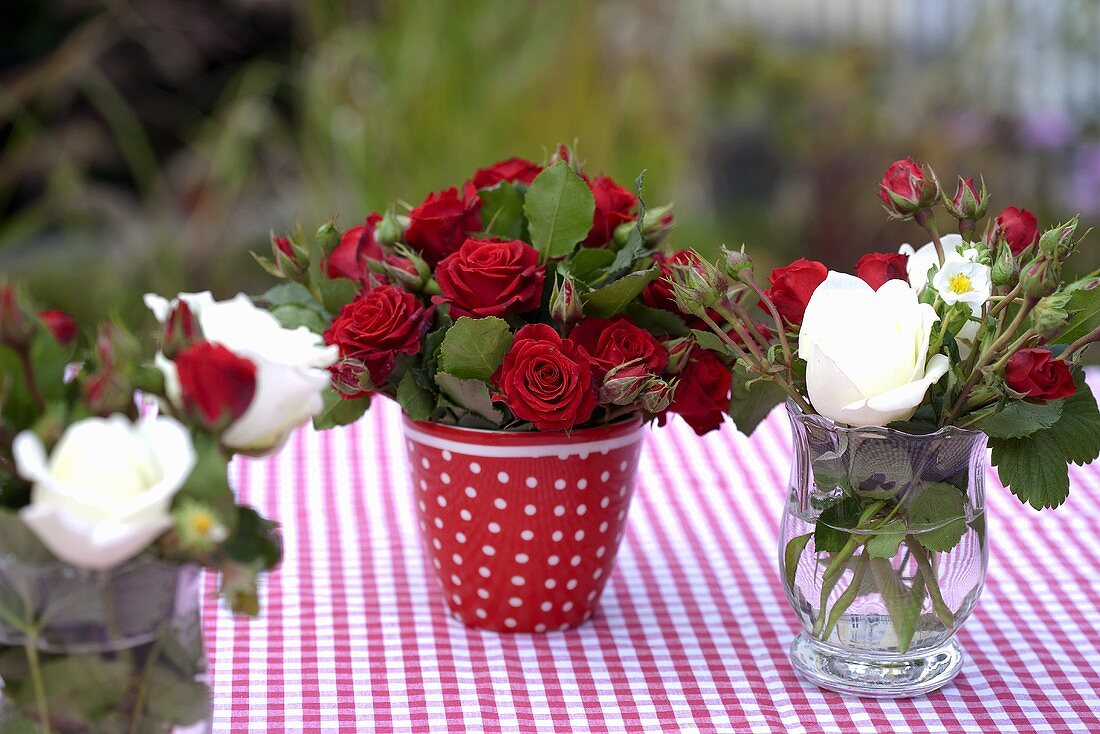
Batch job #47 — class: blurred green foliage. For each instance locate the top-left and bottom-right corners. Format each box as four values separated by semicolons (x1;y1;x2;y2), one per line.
1;0;1096;329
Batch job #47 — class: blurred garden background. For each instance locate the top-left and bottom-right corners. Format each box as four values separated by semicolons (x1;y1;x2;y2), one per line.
2;0;1099;324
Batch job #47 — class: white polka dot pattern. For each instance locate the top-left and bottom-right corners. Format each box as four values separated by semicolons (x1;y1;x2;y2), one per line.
405;418;644;633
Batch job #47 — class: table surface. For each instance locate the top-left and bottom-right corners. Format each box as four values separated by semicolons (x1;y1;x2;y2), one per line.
203;378;1100;733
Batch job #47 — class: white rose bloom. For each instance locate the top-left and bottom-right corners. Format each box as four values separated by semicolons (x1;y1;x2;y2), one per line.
798;272;950;427
145;292;338;454
13;415;196;571
899;233;984;355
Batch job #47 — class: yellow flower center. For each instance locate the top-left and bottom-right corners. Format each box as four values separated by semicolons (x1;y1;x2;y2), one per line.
192;512;215;536
948;273;972;295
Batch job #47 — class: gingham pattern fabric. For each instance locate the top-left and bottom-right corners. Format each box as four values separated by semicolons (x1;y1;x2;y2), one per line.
204;375;1100;733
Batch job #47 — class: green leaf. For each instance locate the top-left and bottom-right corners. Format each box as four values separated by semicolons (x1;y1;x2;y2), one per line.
313;389;370;430
1056;275;1100;343
566;248;617;285
728;376;786;436
990;430;1071;509
582;268;657;318
623;303;689;336
174;434;235;520
906;482;968;552
435;372;504;424
438;316;513;381
260;282;320;308
29;330;66;403
269;304;329;334
143;664;211;726
870;557;926;653
18;656;130;723
478;182;527;240
976;399;1063;439
397;372;435;422
814;497;861;554
0;509;55;564
864;520;907;559
223;506;282;570
524;162;595;261
783;533;813;589
317;278;360;315
1049;375;1100;465
691;328;733;357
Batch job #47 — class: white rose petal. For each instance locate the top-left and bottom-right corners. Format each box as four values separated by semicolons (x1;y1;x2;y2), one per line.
145;292;338;453
799;273;948;427
13;415;196;571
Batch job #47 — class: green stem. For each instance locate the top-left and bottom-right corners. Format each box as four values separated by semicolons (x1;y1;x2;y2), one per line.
985;283;1022;321
129;625;169;734
822;551;870;640
921;218;947;266
740;270;794;365
907;539;955;629
24;638;52;734
18;348;46;412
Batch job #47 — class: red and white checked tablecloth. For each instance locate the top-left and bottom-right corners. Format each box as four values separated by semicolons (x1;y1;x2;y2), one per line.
203;376;1100;733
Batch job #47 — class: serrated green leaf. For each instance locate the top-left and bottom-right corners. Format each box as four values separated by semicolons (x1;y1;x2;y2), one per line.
1056;275;1100;343
397;372;434;422
906;482;967;552
260;282;321;309
223;506;282;570
269;304;329;334
976;399;1063;439
815;497;861;554
435;372;504;424
1050;375;1100;465
317;278;360;315
864;520;906;558
784;533;813;589
524;162;595;261
566;248;617;285
691;328;733;357
18;656;130;723
991;430;1071;509
581;269;657;318
142;664;211;726
478;182;527;240
438;317;513;381
623;303;689;336
313;389;370;430
728;375;785;436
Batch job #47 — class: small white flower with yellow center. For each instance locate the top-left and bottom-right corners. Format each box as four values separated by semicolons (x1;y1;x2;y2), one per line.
174;500;230;553
932;260;991;308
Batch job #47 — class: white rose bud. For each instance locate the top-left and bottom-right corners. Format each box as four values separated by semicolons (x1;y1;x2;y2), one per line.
798;273;949;427
13;415;196;571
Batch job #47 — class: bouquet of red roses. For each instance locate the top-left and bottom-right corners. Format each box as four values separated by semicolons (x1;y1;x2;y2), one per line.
256;147;732;435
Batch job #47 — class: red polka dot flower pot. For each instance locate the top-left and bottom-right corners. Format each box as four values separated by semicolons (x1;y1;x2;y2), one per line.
404;416;645;633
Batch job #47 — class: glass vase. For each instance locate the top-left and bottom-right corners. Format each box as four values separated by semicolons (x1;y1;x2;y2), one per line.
0;554;211;733
780;401;988;697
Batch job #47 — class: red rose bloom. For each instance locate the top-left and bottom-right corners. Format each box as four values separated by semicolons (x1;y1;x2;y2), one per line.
39;310;77;347
878;158;925;209
665;350;730;436
492;324;598;431
467;157;542;191
1005;348;1076;401
584;174;637;246
405;188;482;266
324;214;383;281
996;206;1039;256
856;252;909;290
570;316;669;379
323;285;428;386
174;342;257;428
764;258;828;325
435;238;546;319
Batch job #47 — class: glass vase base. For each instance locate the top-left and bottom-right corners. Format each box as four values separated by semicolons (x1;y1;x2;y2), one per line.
790;633;963;698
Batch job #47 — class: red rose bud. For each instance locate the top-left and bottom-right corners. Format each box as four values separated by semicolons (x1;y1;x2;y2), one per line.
467;157;542;191
316;220;340;255
668;253;728;313
382;245;431;291
878;158;940;220
1037;216;1080;262
375;210;405;247
1005;348;1076;401
640;378;675;414
324;214;383;281
1030;295;1070;342
855;252;909;290
323;285;428;386
550;275;584;325
1020;254;1059;299
995;206;1039;257
0;283;35;349
329;358;372;399
598;362;653;406
271;232;309;277
162;300;203;358
491;323;598;431
721;246;754;280
549;144;572;166
39;310;77;347
584;175;638;247
944;176;988;221
175;342;257;430
405;188;482;266
662;336;695;375
643;250;708;316
435;238;545;320
763;258;828;325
